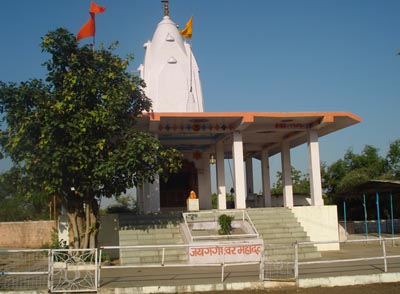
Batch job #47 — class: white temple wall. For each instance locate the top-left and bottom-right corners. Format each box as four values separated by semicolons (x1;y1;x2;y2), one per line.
290;205;340;251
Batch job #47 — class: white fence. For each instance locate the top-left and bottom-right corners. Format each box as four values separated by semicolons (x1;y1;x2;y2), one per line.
0;248;97;292
0;249;50;291
295;237;400;279
100;241;265;283
182;210;260;241
1;237;400;292
50;248;98;293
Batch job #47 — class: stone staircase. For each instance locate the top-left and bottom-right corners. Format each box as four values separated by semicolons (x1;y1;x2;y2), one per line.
116;208;321;264
118;213;187;265
246;208;321;261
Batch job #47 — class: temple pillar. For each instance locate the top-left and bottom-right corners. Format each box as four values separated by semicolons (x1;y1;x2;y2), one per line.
308;130;324;206
216;141;227;210
232;131;246;209
261;148;272;207
281;140;294;207
198;151;212;209
245;158;254;194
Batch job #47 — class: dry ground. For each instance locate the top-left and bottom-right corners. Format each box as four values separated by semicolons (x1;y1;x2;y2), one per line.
189;282;400;294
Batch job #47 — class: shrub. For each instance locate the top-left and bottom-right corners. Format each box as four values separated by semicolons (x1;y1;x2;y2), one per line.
218;214;234;235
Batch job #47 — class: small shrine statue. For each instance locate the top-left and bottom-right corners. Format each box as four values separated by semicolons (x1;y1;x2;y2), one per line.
188;190;197;199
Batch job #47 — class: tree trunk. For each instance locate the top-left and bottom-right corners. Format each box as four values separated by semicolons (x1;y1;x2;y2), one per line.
82;201;90;249
65;195;100;249
67;211;80;249
89;199;99;248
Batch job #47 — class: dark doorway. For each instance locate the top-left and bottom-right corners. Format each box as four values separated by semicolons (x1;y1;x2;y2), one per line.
160;160;198;208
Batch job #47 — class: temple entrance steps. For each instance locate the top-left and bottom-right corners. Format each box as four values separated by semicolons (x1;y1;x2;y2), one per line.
246;208;321;261
116;208;321;264
118;213;187;265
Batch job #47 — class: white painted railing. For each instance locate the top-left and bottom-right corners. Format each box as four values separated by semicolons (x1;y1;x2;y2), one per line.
2;237;400;291
182;209;260;241
0;248;97;292
100;241;265;283
294;237;400;279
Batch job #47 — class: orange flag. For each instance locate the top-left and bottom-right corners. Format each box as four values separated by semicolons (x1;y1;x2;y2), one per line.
89;1;106;14
179;16;193;40
76;2;106;41
77;14;95;41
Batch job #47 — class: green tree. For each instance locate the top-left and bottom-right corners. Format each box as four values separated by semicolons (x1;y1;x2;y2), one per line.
322;145;386;194
0;28;182;248
321;160;346;195
0;167;49;221
321;143;400;220
271;167;310;195
386;139;400;179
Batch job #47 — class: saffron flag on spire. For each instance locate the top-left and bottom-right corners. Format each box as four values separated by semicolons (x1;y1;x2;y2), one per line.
77;1;106;41
179;16;193;40
89;1;106;14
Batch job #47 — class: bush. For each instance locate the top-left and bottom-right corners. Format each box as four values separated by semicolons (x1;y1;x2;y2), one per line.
218;214;234;235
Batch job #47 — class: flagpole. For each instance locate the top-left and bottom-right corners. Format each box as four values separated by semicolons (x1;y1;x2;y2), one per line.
76;2;105;45
92;8;96;50
185;39;194;112
188;16;195;111
90;0;94;49
180;14;195;110
189;40;200;112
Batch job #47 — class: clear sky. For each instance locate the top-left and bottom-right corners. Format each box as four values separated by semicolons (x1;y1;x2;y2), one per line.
0;0;399;193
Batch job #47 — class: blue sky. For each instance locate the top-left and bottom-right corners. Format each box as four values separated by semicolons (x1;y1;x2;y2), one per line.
0;1;399;192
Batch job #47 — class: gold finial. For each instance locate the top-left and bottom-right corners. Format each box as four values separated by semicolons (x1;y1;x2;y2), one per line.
161;0;169;16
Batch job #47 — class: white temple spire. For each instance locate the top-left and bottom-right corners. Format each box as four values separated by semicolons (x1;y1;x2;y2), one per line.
137;2;204;112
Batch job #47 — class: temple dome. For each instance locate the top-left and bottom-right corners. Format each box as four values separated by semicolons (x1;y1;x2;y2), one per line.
138;15;204;112
152;16;187;55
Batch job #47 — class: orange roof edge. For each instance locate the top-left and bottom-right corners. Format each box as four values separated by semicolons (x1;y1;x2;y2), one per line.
142;111;362;123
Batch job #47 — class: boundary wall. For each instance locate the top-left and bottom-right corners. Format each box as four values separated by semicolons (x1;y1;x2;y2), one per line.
0;220;54;248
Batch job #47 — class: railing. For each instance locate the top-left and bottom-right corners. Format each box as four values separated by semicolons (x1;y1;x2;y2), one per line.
0;248;50;291
2;237;400;291
263;243;297;280
294;237;400;279
50;248;98;292
0;248;97;292
99;241;265;283
182;210;260;241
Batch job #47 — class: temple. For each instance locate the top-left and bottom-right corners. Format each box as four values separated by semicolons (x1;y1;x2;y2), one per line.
135;1;361;213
